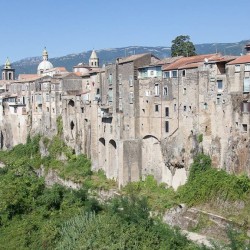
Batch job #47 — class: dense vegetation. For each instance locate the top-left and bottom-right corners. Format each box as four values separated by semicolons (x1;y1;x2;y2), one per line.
0;136;205;249
0;134;250;249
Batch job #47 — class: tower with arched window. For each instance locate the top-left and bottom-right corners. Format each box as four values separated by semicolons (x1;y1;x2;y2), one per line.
2;57;15;80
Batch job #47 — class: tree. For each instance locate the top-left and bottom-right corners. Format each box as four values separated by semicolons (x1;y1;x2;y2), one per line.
171;35;196;57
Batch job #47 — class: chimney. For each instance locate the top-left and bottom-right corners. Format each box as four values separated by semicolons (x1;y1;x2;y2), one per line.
245;44;250;55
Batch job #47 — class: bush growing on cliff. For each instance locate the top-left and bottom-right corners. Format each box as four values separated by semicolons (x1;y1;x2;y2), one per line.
178;154;250;205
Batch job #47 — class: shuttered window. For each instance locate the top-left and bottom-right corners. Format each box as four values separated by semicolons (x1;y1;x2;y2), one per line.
241;102;250;113
243;77;250;93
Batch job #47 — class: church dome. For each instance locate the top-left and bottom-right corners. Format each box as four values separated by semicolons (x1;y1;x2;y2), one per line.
37;60;53;73
37;47;53;74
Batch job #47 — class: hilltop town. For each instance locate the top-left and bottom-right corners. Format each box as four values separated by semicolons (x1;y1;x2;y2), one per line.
0;45;249;189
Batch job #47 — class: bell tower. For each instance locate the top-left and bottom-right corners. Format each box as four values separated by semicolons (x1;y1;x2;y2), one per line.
89;49;99;68
2;58;15;80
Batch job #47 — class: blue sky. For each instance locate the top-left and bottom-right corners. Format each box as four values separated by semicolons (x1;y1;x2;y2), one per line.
0;0;249;64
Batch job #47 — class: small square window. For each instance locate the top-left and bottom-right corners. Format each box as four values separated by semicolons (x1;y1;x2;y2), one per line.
172;70;178;78
235;65;240;72
164;71;170;78
245;64;250;71
242;124;248;132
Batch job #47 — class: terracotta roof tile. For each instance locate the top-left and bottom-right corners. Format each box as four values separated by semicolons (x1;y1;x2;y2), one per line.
227;55;250;65
118;53;150;64
162;54;218;71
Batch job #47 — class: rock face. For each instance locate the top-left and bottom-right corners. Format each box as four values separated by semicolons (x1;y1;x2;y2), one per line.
0;51;249;189
35;166;81;189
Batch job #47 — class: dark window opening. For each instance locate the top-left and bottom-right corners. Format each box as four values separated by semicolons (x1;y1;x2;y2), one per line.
68;99;75;107
81;107;84;113
242;124;248;132
155;105;159;112
165;107;169;117
165;121;169;133
70;121;75;130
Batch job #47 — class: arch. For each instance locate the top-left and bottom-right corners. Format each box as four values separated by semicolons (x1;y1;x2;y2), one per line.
109;139;116;149
98;137;106;171
68;99;75;107
141;135;164;182
68;99;75;114
8;72;12;80
142;134;160;142
99;137;105;146
108;139;117;179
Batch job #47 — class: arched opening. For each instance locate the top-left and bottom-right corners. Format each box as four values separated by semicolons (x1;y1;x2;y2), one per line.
98;138;106;171
108;139;117;179
68;99;75;114
141;135;163;182
68;99;75;107
8;72;12;80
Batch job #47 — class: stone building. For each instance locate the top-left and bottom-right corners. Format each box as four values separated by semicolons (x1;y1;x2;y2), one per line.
0;46;249;189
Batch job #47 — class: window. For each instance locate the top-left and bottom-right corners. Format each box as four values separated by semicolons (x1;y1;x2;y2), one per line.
108;88;113;102
216;94;221;104
129;75;133;87
155;105;159;112
243;77;250;93
245;64;250;71
165;107;169;117
129;92;134;104
242;101;250;113
217;80;223;91
46;93;50;102
203;102;208;110
172;70;178;78
108;73;113;84
242;124;248;132
164;71;170;78
163;86;168;96
47;107;49;112
81;107;84;113
150;70;154;76
235;65;241;72
96;88;100;95
183;105;187;111
165;121;169;133
174;104;177;112
182;70;186;77
154;83;159;96
183;87;186;95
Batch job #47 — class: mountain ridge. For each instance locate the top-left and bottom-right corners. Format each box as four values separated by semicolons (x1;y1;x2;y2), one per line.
2;39;250;76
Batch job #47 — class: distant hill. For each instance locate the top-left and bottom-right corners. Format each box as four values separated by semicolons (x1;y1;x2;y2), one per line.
2;40;250;77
